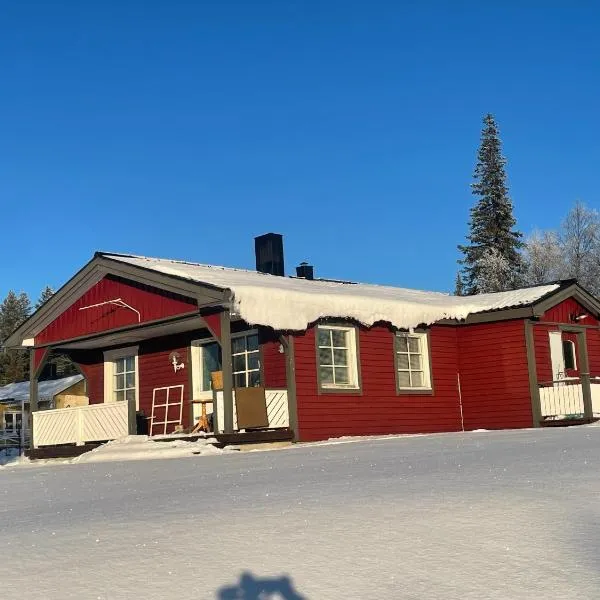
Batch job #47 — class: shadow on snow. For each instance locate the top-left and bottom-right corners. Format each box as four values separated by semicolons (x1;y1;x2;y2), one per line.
217;572;307;599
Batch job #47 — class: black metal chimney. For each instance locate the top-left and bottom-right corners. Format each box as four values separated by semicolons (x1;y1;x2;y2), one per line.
255;233;285;276
296;262;314;280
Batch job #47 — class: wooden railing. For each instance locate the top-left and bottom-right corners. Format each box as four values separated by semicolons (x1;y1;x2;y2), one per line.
32;401;135;448
539;378;585;419
214;388;289;434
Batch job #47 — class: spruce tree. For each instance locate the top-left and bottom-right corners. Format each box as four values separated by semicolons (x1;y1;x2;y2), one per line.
458;114;524;294
35;285;55;310
454;272;464;296
0;291;32;383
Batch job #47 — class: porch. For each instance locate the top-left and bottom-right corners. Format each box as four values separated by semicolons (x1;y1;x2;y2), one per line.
26;306;298;455
528;320;600;427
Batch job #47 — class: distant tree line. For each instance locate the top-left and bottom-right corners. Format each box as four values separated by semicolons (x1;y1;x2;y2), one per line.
0;286;77;385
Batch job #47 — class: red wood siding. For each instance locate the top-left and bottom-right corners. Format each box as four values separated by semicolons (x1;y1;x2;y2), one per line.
293;324;462;442
260;329;287;389
540;298;599;326
37;275;197;345
457;320;532;430
587;329;600;377
139;334;191;433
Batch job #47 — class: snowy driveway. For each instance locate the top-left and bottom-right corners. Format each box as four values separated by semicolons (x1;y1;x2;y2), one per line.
2;427;600;599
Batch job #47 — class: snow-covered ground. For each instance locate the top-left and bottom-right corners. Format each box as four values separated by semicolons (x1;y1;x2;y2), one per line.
0;434;232;467
2;427;600;599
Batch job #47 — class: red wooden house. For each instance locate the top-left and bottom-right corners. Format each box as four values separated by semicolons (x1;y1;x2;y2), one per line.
6;233;600;447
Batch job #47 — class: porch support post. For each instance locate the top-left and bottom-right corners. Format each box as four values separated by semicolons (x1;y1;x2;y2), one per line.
577;330;593;420
280;334;299;441
220;310;234;434
29;347;51;450
525;320;542;427
29;350;39;415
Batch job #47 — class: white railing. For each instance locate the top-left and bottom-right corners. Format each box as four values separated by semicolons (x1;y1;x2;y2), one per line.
33;402;134;448
214;388;289;434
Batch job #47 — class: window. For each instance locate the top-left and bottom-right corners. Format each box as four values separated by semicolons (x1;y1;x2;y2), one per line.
114;356;136;402
191;332;261;396
232;333;260;388
562;340;577;370
317;325;359;390
395;332;432;390
104;346;139;409
3;412;22;432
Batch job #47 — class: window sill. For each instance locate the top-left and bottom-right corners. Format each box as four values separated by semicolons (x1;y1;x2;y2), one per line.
397;387;434;396
319;386;362;396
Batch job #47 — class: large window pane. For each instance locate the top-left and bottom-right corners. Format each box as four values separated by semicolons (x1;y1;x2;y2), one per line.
319;347;332;365
234;373;246;388
397;354;409;369
334;367;350;384
333;348;348;366
320;366;334;384
249;371;260;387
233;354;246;372
317;329;331;347
115;374;125;390
247;334;259;352
412;372;424;387
248;353;260;370
398;371;411;388
397;337;408;352
407;338;420;353
331;329;347;347
232;337;245;354
409;354;421;370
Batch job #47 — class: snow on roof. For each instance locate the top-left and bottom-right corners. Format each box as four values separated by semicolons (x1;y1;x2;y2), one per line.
102;253;560;331
0;375;84;404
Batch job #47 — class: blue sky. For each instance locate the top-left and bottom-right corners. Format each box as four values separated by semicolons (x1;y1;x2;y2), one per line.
1;1;599;302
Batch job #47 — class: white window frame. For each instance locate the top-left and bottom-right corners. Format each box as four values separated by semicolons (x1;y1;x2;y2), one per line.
395;332;432;391
103;346;139;410
316;325;360;391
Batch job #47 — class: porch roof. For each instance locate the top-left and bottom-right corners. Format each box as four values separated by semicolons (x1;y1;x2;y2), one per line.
99;253;572;330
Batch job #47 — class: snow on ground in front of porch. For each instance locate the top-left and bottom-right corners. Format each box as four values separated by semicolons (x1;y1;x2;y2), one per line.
104;253;560;330
2;427;600;599
0;435;233;468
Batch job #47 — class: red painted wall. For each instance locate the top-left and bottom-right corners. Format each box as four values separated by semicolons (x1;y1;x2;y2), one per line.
540;297;599;327
457;320;532;430
293;324;462;442
260;328;287;389
37;275;197;346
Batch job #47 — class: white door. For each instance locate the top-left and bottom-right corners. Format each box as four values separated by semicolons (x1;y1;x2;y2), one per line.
190;340;222;422
549;331;566;381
